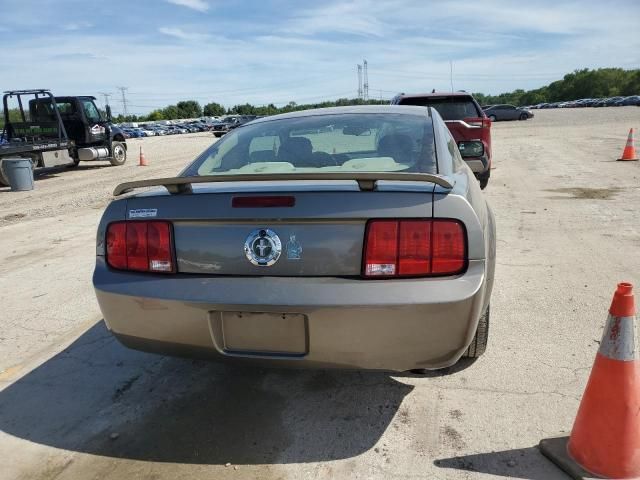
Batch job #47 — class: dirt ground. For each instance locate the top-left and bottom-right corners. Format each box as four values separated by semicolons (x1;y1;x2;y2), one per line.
1;107;639;480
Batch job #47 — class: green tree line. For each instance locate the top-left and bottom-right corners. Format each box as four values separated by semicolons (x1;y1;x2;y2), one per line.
472;68;640;106
114;97;388;123
3;68;638;129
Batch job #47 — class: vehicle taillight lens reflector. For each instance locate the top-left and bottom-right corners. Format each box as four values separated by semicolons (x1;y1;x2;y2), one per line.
364;221;398;276
363;219;466;277
431;221;466;274
106;223;127;269
106;221;174;273
147;222;173;272
126;222;148;271
398;221;431;275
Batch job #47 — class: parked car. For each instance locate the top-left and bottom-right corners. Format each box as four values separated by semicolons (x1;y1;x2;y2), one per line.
93;105;496;371
211;117;240;137
483;104;532;121
122;128;143;138
616;95;640;106
391;91;492;188
604;96;624;107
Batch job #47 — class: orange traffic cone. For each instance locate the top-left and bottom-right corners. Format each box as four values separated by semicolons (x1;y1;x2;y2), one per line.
540;282;640;479
618;128;639;161
139;146;148;166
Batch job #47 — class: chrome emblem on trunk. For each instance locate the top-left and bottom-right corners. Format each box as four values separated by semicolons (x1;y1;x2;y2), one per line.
244;229;282;266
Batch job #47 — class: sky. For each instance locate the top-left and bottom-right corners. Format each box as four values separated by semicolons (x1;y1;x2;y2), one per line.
1;0;639;115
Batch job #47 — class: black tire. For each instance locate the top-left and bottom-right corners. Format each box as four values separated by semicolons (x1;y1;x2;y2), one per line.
477;170;490;190
519;113;528;120
110;142;127;166
488;115;496;122
463;305;489;358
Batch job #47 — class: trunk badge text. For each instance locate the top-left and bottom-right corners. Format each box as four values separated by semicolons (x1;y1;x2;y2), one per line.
244;229;282;266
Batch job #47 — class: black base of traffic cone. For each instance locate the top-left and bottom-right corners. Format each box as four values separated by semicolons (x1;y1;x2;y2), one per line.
539;437;602;479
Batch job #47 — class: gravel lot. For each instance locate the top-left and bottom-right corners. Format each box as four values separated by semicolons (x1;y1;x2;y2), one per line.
1;107;639;480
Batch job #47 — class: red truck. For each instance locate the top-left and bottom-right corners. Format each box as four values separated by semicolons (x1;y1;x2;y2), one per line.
391;92;492;189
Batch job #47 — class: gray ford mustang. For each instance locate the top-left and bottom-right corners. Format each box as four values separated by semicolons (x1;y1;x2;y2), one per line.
93;105;496;371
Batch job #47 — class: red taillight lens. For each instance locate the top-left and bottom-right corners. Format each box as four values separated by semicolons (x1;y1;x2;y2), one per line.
364;221;398;276
464;117;491;129
106;221;174;273
106;223;127;269
147;222;173;272
398;220;431;275
432;221;466;274
126;222;148;271
363;219;466;278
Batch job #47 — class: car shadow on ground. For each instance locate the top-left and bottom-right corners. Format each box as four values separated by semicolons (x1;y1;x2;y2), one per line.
434;447;564;480
0;321;414;465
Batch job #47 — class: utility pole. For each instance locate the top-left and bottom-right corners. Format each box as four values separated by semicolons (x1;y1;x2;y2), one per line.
363;59;369;101
357;64;363;100
116;86;128;117
99;92;111;109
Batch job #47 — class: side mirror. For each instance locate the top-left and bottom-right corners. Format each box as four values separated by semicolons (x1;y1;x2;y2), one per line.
106;105;112;122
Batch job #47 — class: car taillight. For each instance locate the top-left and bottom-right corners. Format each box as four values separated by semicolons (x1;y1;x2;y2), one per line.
363;219;466;278
106;221;174;273
464;117;491;128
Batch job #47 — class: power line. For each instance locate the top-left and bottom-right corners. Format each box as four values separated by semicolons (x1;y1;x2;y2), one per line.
116;86;128;116
357;64;363;100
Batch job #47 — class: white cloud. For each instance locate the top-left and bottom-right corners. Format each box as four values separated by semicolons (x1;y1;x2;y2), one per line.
158;27;210;41
63;21;93;31
166;0;209;12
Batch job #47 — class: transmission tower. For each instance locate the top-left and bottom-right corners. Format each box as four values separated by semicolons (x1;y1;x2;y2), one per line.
357;64;363;100
116;86;128;116
363;60;369;101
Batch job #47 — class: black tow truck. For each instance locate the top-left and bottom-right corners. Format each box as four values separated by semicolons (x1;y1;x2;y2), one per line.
0;89;128;186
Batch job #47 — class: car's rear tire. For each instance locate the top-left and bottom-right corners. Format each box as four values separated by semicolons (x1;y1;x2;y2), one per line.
477;170;490;190
463;305;489;358
488;115;496;122
110;142;127;166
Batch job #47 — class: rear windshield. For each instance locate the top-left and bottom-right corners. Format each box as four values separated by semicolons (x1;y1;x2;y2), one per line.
397;97;480;120
184;113;437;176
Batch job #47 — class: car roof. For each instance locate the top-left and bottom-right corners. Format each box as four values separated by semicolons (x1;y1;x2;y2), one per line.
249;105;432;125
396;92;474;99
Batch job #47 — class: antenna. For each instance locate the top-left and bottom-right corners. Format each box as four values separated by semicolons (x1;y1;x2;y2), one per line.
116;86;128;116
363;59;369;101
450;60;454;92
357;64;363;100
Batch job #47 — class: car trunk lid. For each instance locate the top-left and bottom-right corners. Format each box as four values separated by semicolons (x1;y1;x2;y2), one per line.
124;180;438;276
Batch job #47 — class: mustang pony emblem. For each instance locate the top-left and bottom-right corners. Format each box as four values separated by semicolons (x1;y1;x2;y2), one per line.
244;229;282;266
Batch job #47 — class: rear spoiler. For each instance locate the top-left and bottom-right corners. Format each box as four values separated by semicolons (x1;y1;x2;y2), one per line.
113;173;454;196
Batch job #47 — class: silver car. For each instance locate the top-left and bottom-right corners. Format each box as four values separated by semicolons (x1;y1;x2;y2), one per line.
483;104;533;121
93;106;496;372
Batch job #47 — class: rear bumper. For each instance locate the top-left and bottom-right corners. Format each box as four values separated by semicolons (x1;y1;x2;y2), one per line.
93;258;489;371
464;154;490;175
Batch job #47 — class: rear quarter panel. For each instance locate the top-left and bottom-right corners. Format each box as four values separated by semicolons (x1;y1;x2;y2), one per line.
433;111;496;307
